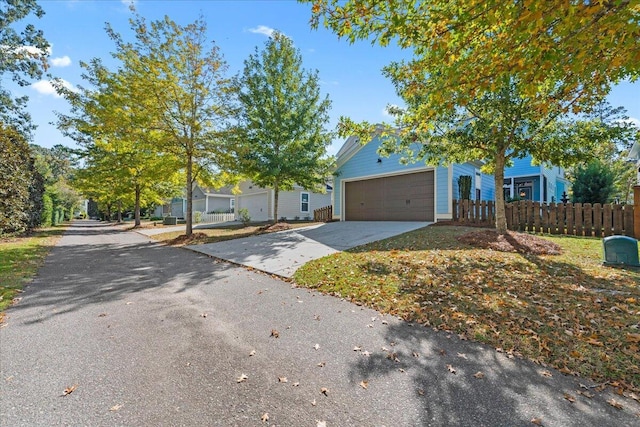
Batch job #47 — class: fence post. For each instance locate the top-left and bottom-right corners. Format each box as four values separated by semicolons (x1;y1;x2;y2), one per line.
634;185;640;239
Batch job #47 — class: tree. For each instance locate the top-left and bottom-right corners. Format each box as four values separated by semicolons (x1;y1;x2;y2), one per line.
305;0;638;118
304;0;637;233
0;124;43;234
106;14;236;235
233;32;333;223
0;0;50;136
571;159;615;204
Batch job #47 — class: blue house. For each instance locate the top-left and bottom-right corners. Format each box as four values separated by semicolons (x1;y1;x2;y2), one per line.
503;156;571;203
332;135;495;221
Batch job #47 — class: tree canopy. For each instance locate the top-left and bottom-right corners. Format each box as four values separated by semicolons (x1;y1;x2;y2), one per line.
0;0;50;136
233;32;333;222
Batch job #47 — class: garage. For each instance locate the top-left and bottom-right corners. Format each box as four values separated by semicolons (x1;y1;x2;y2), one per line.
237;192;269;222
344;171;434;221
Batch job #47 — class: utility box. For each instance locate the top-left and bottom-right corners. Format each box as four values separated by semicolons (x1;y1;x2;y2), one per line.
163;216;178;226
603;235;640;267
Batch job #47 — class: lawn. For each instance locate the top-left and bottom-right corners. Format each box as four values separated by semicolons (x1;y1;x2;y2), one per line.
293;225;640;394
149;221;319;246
0;228;65;314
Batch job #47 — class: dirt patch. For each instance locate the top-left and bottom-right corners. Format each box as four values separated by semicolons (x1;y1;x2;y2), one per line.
259;222;292;232
432;220;494;228
168;232;209;246
456;229;562;255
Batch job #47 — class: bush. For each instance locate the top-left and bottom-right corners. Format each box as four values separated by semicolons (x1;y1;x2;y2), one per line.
41;193;53;227
572;160;615;204
194;211;202;224
238;208;251;226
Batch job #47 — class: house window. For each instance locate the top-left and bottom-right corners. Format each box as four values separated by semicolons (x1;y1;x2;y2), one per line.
300;192;310;213
230;198;235;213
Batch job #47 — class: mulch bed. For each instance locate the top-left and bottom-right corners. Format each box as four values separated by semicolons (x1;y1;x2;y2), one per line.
456;229;562;255
259;222;292;232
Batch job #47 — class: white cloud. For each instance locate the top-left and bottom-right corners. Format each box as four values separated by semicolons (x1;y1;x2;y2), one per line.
0;44;50;57
248;25;277;38
31;79;76;97
121;0;137;6
626;117;640;128
50;55;71;67
320;80;339;86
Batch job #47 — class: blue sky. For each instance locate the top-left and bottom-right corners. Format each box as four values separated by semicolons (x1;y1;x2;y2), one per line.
13;0;640;156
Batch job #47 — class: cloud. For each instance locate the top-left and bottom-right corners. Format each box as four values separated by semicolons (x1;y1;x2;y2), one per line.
626;117;640;128
0;44;51;58
320;80;339;86
31;79;76;97
50;55;71;67
121;0;137;6
248;25;278;38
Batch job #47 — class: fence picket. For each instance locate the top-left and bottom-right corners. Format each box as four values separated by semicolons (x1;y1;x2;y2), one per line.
583;203;593;237
593;204;602;238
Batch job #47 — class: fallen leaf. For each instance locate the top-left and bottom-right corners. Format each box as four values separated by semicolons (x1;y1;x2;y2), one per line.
353;346;362;351
278;377;288;383
540;370;553;378
314;343;320;350
62;384;77;396
201;313;207;318
109;404;122;412
457;352;467;359
125;301;133;305
317;421;326;427
563;393;576;403
314;314;321;321
362;350;371;357
367;324;373;328
473;371;484;379
577;390;594;398
249;350;256;357
531;418;543;425
320;387;329;396
292;382;300;387
417;388;425;396
446;364;456;374
317;361;326;367
311;399;317;406
359;380;368;389
607;398;623;409
626;333;640;343
237;374;248;383
98;313;107;317
381;319;388;325
261;412;269;423
413;352;420;358
270;329;279;338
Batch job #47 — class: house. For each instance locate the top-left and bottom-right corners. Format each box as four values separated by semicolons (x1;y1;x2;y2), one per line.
152;185;234;218
503;156;571;203
235;180;332;222
332;135;495;221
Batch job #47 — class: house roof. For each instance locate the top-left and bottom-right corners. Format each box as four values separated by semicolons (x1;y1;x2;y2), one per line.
629;141;640;161
199;185;235;197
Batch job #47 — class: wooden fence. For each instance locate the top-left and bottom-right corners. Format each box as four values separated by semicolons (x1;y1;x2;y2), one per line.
452;199;634;237
314;205;333;222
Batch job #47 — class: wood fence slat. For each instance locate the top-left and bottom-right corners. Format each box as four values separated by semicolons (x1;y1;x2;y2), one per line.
593;204;602;238
583;203;592;237
549;203;557;234
603;205;612;237
624;205;634;237
575;203;583;236
613;204;623;235
566;203;574;236
452;200;458;221
533;202;541;232
474;200;481;224
556;203;565;235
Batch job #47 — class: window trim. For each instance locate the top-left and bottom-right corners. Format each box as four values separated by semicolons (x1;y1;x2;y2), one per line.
300;192;310;213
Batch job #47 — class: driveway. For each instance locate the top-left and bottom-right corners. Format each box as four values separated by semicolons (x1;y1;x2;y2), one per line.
187;221;430;277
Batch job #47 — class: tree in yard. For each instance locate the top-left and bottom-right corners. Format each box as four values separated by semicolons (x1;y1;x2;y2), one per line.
304;0;638;233
0;0;50;136
571;159;616;205
105;15;237;235
233;32;333;223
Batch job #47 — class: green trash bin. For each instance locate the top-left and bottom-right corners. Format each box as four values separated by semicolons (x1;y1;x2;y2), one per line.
602;235;640;267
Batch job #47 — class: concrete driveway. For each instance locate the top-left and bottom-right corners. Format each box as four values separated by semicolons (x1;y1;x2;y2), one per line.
187;221;430;277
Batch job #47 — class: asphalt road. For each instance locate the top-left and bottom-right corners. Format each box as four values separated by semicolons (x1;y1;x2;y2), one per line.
1;220;639;426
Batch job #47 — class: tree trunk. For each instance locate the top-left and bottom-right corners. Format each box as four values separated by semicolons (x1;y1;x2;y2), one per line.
185;154;193;236
494;151;508;234
117;200;122;223
134;184;141;227
273;180;279;224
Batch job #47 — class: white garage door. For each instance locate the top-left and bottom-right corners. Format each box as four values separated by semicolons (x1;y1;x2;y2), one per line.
238;193;269;222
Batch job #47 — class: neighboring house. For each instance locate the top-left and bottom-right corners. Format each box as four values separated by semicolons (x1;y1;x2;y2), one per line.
152;185;234;218
503;156;571;203
629;141;640;185
235;180;332;222
332;135;495;221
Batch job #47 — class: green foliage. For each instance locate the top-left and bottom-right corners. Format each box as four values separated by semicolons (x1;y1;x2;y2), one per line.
457;175;472;200
41;193;53;227
233;32;333;222
0;0;50;136
571;160;616;204
0;124;44;235
238;208;251;226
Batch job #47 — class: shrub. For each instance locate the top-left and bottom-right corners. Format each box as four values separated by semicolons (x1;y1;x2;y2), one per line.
238;208;251;226
41;193;53;227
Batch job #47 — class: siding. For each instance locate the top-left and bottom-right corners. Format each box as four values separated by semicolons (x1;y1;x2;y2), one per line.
505;155;542;177
277;189;332;220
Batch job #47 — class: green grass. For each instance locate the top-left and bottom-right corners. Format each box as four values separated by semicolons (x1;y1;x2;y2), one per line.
293;226;640;393
0;228;65;314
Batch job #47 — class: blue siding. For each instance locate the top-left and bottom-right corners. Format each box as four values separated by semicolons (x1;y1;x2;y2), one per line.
452;164;495;201
505;155;542;177
436;167;449;215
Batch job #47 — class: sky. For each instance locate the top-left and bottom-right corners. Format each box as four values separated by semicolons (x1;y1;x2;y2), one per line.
9;0;640;157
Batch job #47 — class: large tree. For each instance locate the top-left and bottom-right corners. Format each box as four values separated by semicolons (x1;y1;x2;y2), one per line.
304;0;638;232
571;159;616;204
233;32;333;223
106;15;236;235
0;0;50;136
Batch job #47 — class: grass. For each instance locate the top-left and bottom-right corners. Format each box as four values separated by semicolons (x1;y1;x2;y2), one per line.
293;225;640;394
0;227;65;314
149;221;320;246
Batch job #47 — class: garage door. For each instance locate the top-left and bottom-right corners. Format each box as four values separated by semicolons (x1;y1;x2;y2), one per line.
238;193;269;222
344;171;434;221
